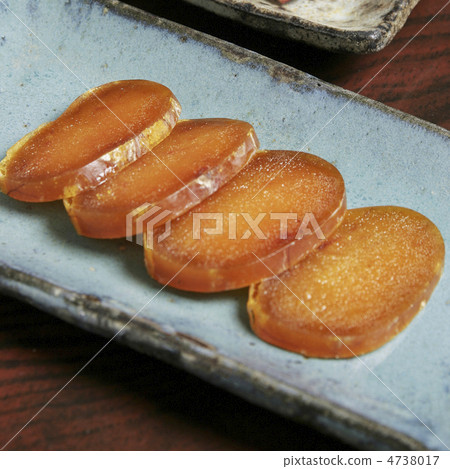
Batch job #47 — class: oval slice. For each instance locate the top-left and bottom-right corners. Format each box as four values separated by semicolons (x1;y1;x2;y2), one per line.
248;206;445;358
0;80;181;202
64;118;259;239
145;150;346;292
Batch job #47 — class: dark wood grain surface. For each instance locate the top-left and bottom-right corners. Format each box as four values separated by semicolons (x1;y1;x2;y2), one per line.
0;0;448;451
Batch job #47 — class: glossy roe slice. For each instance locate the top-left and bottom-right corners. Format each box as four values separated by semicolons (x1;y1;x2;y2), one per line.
64;118;259;238
145;150;346;292
0;80;181;202
248;206;445;358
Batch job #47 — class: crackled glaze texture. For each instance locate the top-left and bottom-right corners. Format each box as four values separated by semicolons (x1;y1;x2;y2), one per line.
0;0;449;451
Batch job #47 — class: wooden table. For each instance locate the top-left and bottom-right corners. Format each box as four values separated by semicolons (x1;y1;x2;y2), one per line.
0;0;448;451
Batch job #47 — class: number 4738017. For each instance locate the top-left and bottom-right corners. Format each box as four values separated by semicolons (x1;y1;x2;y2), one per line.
387;456;439;466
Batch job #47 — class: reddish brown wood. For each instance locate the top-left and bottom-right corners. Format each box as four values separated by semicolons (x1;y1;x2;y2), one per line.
0;0;448;451
141;0;449;129
0;296;350;450
320;2;450;129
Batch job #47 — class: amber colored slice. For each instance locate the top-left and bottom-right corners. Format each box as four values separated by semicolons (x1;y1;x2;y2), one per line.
0;80;181;202
248;206;445;358
145;150;346;292
64;118;259;239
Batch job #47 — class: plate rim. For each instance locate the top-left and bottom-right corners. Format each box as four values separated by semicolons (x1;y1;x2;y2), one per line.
103;0;449;139
1;0;448;450
180;0;422;53
0;261;426;450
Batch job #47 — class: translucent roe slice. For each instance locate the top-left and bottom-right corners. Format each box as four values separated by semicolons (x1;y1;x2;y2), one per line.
145;150;346;292
248;206;445;358
0;80;181;202
64;118;259;239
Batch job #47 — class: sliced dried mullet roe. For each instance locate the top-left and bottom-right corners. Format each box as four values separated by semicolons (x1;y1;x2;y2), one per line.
248;207;445;358
145;150;346;292
64;118;259;238
0;80;181;202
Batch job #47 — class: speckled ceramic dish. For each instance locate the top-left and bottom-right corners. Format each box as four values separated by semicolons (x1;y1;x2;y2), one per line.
0;0;449;450
183;0;421;53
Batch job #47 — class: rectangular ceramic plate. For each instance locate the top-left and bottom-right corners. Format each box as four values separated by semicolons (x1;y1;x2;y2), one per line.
182;0;421;53
0;0;449;451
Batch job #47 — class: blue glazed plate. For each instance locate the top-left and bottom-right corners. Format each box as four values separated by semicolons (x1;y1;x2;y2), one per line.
0;0;449;450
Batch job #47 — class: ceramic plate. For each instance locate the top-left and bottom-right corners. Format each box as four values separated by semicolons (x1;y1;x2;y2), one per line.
0;0;449;450
182;0;421;53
